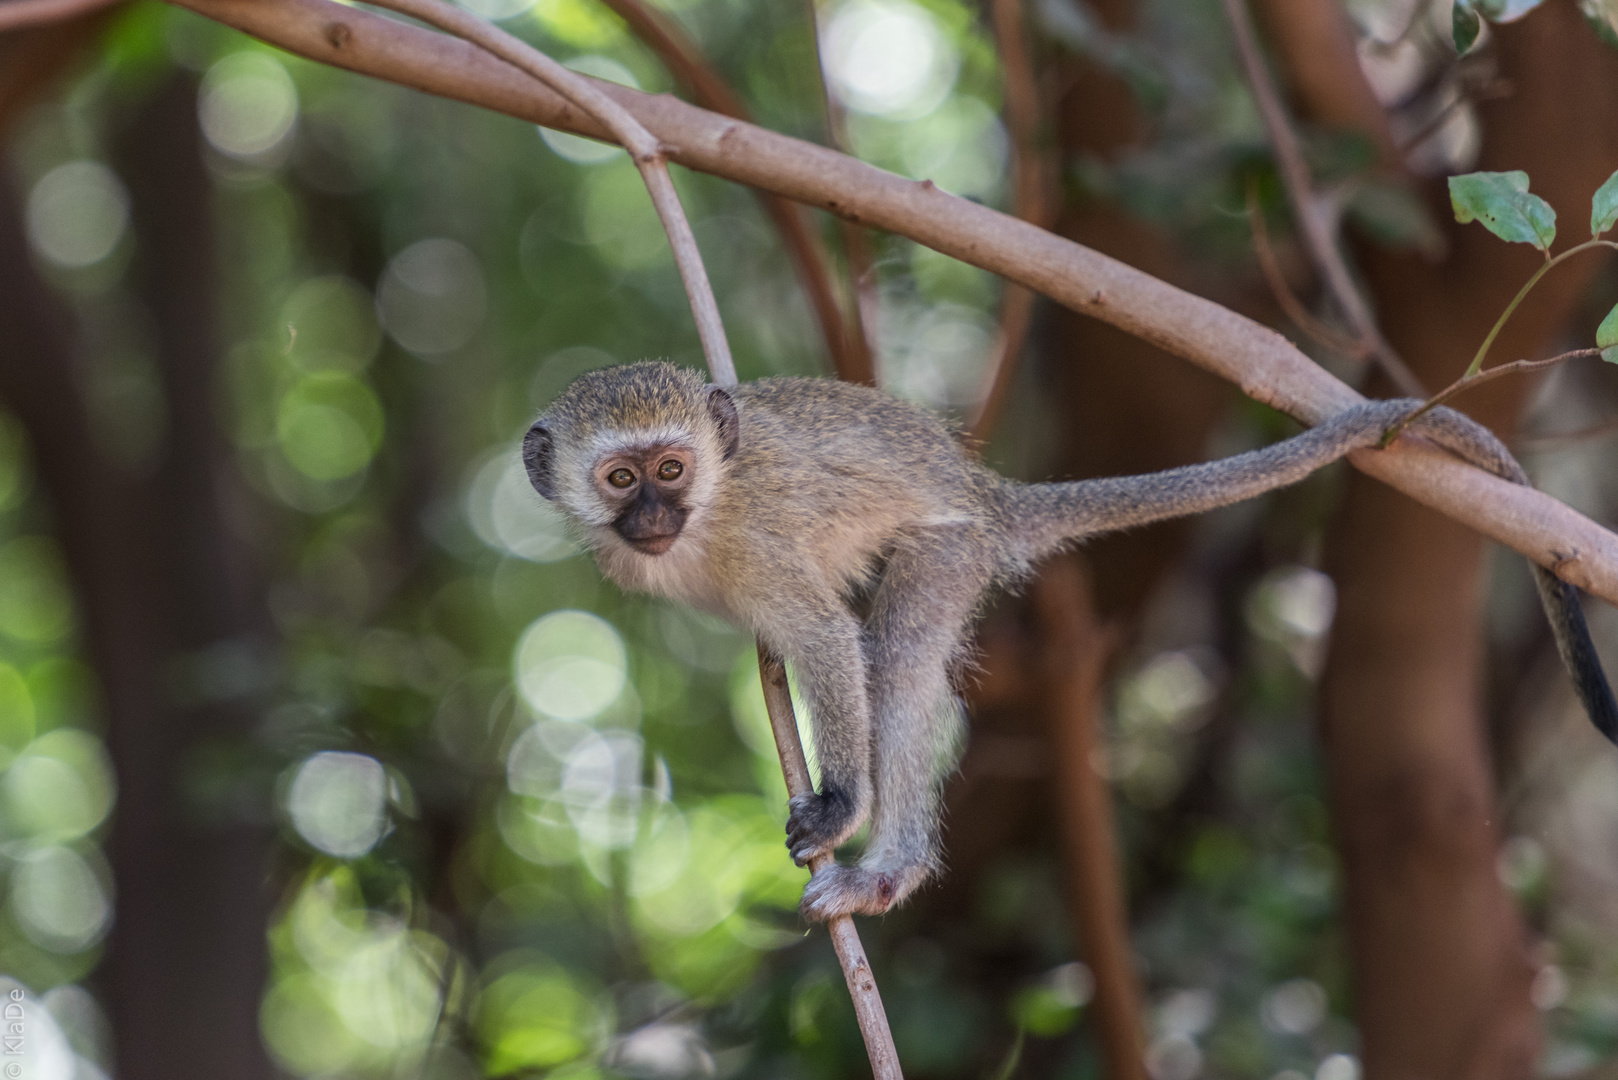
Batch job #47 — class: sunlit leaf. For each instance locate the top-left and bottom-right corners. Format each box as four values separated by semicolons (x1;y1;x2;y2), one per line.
1448;170;1557;250
1593;170;1618;236
1598;301;1618;363
1453;1;1482;52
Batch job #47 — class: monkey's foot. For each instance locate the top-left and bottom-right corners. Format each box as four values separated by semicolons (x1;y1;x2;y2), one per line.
798;864;929;921
785;788;865;866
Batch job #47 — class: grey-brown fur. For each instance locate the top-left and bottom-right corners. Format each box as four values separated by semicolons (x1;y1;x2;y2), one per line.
525;361;1617;920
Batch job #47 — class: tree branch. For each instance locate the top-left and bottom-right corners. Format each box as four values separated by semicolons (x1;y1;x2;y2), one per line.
805;0;881;378
164;0;1618;609
1030;559;1146;1080
352;2;899;1072
593;0;874;384
1221;0;1425;398
758;650;902;1080
361;0;737;385
967;0;1049;443
0;0;118;32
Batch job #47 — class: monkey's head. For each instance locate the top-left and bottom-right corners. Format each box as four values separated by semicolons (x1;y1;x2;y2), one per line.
523;361;739;557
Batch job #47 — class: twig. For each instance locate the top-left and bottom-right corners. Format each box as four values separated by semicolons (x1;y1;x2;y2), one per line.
758;650;903;1080
0;0;117;31
361;0;736;385
805;0;881;374
162;0;1618;607
1221;0;1425;398
1030;560;1146;1080
594;0;873;384
1245;178;1368;360
1382;348;1600;444
354;1;896;1069
967;0;1049;444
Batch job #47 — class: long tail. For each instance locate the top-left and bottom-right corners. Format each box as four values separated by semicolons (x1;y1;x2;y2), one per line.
1007;397;1618;742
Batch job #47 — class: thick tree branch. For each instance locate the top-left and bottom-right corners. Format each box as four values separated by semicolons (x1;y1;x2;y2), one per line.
165;0;1618;607
594;0;873;383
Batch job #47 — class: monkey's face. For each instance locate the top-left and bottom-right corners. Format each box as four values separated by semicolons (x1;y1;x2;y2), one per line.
592;444;697;555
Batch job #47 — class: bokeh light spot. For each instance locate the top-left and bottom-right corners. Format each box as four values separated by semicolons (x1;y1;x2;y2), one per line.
513;610;627;721
1;729;116;841
456;0;537;19
539;56;638;164
11;845;112;953
287;751;389;858
275;373;384;481
281;275;383;372
25;161;130;271
200;52;299;160
0;537;75;644
376;238;487;357
822;0;958;119
466;451;580;562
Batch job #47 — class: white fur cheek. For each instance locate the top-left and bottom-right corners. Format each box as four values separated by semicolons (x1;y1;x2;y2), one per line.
555;472;615;528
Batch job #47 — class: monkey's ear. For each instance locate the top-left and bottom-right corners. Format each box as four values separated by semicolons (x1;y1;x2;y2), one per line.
522;421;557;499
706;386;740;459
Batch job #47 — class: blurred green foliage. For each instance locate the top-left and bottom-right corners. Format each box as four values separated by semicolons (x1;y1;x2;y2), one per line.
4;0;1618;1077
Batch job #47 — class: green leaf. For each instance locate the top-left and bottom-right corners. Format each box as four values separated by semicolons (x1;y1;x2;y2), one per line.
1448;170;1558;250
1598;301;1618;363
1593;170;1618;236
1453;1;1482;52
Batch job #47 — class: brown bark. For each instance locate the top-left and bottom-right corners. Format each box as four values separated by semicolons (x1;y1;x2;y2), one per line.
1256;3;1618;1075
0;77;274;1078
1029;559;1144;1080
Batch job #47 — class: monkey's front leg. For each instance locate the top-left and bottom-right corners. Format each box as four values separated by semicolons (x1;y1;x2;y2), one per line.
799;530;989;921
769;607;874;865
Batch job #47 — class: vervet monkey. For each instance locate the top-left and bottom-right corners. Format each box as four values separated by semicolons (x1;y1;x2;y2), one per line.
522;361;1616;920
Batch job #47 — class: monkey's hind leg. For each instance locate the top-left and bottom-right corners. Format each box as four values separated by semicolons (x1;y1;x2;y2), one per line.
799;528;992;921
766;598;876;866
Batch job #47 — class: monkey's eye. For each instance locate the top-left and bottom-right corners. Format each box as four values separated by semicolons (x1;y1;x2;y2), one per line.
607;468;636;489
657;459;684;482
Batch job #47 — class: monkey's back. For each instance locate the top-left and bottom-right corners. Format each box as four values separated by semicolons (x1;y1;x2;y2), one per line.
703;378;1010;612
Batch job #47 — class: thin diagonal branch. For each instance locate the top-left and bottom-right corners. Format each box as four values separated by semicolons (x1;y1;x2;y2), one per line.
1221;0;1425;397
353;2;897;1072
967;0;1049;444
594;0;873;384
806;0;881;376
363;0;736;384
1245;179;1368;359
758;651;903;1080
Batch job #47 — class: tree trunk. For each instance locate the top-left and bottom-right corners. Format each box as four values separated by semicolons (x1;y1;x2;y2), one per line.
0;75;274;1080
1294;4;1618;1075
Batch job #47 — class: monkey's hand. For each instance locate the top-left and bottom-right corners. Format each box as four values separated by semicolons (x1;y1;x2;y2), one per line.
799;863;929;921
784;788;865;865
